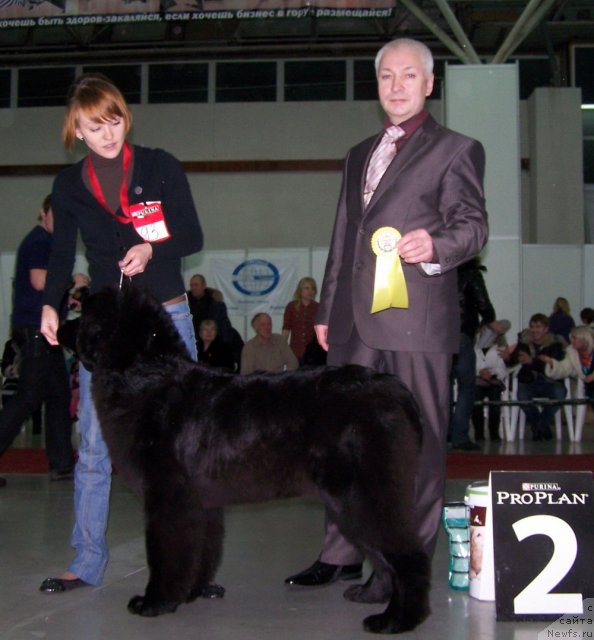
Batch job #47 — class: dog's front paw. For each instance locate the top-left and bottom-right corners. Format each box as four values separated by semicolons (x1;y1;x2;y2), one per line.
127;595;178;616
363;612;409;634
363;600;430;633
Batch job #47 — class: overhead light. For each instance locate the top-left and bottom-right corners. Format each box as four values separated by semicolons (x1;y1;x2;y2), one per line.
582;104;594;110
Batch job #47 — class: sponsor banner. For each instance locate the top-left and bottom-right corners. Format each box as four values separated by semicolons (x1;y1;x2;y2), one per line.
209;256;298;318
0;0;393;27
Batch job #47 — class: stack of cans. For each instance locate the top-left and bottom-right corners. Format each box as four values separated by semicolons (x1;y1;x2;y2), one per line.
442;501;470;590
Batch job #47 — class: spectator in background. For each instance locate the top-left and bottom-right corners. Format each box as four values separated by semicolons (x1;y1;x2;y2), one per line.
187;274;233;346
541;325;594;409
472;319;510;442
0;195;75;488
508;313;566;441
67;273;90;317
282;277;320;363
197;319;235;373
580;307;594;329
241;312;298;375
548;297;575;344
449;258;495;451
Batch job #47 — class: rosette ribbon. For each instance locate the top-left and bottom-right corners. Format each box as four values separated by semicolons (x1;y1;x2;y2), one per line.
370;226;409;313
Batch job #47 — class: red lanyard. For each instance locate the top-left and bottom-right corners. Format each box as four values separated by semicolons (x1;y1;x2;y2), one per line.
87;141;132;223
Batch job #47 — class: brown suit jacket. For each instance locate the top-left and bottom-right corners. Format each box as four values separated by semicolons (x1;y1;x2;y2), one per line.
317;114;489;354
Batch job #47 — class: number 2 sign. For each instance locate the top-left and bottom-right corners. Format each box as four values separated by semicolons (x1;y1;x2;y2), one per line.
491;471;594;621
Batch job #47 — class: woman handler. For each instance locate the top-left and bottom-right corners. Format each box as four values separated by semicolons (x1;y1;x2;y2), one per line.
39;74;203;592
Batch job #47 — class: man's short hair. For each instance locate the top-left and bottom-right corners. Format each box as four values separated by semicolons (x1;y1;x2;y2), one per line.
251;312;270;329
374;38;434;77
529;313;549;327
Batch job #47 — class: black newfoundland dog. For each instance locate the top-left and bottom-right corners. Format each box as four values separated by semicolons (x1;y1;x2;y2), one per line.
75;286;430;634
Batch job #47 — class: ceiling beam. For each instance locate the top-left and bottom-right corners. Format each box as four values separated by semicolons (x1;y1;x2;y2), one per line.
398;0;475;63
433;0;481;64
492;0;557;64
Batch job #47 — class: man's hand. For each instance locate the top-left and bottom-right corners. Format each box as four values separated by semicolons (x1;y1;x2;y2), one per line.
397;229;434;264
314;324;329;352
478;368;491;381
118;243;153;277
40;305;59;346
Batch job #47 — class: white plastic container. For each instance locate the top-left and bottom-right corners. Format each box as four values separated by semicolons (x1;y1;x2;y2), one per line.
464;481;495;601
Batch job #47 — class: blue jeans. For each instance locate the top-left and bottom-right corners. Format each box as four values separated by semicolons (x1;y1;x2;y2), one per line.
518;377;566;438
68;298;196;585
449;333;477;445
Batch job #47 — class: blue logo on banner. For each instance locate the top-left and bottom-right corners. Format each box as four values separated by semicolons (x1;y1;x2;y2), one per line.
232;259;280;297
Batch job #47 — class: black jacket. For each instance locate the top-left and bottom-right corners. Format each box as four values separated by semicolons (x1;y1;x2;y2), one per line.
45;145;203;309
457;260;495;338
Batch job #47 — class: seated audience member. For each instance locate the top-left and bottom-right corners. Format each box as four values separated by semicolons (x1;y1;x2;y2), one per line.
472;319;510;442
508;313;566;441
580;307;594;329
67;273;90;317
197;319;235;373
548;296;575;343
241;313;298;375
187;274;233;345
540;325;594;409
282;277;320;363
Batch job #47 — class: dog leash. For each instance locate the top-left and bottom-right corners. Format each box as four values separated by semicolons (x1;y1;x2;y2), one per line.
119;269;132;290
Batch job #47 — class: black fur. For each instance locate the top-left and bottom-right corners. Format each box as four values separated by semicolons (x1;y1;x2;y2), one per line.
76;286;431;634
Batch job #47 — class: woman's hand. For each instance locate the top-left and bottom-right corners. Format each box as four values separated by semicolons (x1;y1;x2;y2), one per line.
40;305;60;346
119;243;153;276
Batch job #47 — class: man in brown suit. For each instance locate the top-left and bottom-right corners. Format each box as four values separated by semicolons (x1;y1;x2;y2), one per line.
285;38;489;593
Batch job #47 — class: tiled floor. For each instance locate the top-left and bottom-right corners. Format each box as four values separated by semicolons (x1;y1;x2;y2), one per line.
1;419;593;640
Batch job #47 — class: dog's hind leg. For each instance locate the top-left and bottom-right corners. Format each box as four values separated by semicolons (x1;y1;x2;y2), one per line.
361;550;431;634
188;507;226;601
128;484;216;616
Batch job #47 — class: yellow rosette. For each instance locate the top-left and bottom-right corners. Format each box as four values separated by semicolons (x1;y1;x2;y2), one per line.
370;227;409;313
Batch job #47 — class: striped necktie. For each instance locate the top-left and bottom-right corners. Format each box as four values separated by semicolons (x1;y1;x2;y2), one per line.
364;125;405;208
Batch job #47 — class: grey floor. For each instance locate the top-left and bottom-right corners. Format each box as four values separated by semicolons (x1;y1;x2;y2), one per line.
2;420;594;640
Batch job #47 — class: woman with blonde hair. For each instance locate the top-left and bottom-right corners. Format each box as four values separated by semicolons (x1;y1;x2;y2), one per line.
541;325;594;407
548;296;575;343
282;276;319;362
39;73;203;593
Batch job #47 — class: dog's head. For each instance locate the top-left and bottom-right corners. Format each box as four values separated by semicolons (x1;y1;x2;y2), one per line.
77;286;190;373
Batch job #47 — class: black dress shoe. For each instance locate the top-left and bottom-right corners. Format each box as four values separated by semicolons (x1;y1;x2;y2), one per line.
285;560;363;587
49;470;74;482
451;441;481;451
39;577;88;593
0;477;6;488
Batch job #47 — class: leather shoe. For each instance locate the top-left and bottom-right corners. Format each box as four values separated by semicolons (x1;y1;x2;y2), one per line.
452;441;481;451
0;477;6;488
39;577;89;593
49;470;74;482
285;560;362;587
